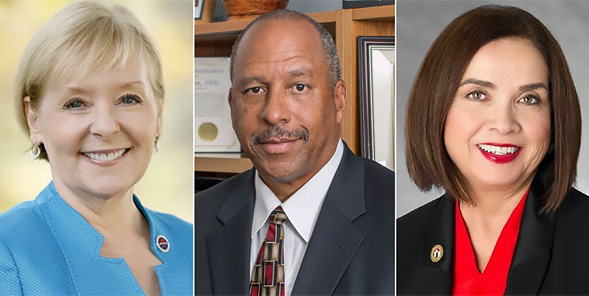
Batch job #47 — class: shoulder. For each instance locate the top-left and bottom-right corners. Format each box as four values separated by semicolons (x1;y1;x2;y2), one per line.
142;207;192;244
361;156;395;184
195;169;254;214
555;187;589;226
397;196;447;237
343;150;395;195
0;198;51;240
146;208;192;232
560;187;589;207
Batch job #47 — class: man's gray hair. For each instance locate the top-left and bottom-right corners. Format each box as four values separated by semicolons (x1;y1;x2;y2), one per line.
229;9;341;88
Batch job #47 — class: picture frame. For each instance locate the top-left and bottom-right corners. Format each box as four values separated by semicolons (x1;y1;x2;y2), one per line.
358;36;395;170
194;57;241;153
194;0;204;20
343;0;394;9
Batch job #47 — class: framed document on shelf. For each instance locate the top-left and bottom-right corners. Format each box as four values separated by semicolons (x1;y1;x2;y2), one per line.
194;57;241;153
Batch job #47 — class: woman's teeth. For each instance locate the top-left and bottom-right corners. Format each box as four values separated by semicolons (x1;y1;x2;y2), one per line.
478;144;519;155
84;149;126;161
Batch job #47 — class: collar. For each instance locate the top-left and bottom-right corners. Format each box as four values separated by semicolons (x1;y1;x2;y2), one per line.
251;140;344;242
40;182;172;263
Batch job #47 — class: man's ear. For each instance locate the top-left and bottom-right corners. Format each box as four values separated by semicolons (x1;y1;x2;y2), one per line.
228;88;233;106
23;96;42;142
333;80;347;123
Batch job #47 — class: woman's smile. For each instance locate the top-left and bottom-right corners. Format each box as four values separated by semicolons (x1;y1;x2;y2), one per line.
477;143;523;164
82;148;129;163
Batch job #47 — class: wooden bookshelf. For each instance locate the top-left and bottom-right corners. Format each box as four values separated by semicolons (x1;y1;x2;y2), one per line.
195;5;394;174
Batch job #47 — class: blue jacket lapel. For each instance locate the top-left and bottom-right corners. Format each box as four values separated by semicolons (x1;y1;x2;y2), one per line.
41;183;144;295
292;145;366;294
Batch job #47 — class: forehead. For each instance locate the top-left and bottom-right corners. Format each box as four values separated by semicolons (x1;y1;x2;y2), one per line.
234;19;324;74
464;38;548;83
47;53;150;91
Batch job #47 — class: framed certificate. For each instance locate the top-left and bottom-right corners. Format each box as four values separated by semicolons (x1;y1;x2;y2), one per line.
194;57;241;153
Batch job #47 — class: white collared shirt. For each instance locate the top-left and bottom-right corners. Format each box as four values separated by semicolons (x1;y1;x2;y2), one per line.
250;140;344;296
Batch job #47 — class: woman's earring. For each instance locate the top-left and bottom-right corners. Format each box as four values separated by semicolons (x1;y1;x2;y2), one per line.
153;135;159;153
30;140;41;160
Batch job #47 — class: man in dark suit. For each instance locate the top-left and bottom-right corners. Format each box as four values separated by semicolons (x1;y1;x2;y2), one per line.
195;9;394;295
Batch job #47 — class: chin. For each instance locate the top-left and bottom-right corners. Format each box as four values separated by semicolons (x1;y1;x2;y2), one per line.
82;178;136;199
471;173;523;189
259;164;302;183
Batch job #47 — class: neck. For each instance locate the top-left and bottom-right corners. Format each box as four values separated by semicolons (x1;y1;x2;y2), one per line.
53;180;144;235
461;182;530;218
261;139;340;202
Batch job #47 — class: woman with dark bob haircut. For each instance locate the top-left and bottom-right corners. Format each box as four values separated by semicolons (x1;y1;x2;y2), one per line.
398;4;588;295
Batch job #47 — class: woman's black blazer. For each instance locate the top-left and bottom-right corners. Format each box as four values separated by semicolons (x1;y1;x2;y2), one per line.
397;180;589;295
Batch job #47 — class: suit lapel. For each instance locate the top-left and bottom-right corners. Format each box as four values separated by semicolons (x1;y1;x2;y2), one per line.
207;169;255;295
504;181;556;295
292;146;366;295
421;195;455;294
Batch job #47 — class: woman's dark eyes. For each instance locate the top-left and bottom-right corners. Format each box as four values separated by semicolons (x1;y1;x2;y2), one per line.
466;90;487;101
517;95;540;105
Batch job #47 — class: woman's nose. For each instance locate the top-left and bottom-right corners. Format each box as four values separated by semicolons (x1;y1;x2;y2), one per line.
488;103;521;135
90;106;120;140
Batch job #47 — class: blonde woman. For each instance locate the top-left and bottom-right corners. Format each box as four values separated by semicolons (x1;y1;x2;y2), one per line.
0;1;192;294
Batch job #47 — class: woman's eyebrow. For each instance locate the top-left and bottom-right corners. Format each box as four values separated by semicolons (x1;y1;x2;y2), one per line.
459;78;495;88
519;82;548;92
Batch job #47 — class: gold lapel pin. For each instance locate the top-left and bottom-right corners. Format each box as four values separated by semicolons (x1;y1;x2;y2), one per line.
430;244;444;263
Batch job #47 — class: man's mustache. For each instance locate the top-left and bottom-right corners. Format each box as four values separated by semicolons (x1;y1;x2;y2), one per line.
249;126;309;147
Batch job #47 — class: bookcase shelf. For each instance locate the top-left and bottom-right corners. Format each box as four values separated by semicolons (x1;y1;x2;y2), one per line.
195;5;394;174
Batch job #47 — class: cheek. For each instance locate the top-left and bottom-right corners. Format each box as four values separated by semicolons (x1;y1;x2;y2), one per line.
523;113;551;146
123;111;158;141
444;106;481;144
38;113;80;150
231;103;255;132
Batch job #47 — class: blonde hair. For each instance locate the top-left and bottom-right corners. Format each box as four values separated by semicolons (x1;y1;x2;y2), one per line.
14;0;164;160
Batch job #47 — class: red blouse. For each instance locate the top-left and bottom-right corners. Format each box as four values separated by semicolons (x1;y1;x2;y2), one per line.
452;191;528;296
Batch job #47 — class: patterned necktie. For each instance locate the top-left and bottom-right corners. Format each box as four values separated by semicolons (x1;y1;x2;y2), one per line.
250;206;287;296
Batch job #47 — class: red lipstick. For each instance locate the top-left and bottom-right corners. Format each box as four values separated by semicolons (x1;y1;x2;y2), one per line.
477;143;522;164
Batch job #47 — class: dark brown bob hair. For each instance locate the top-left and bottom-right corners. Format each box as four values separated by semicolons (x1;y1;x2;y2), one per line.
405;5;581;212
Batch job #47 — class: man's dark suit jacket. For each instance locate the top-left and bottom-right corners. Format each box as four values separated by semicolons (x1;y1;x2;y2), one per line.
195;143;394;295
397;179;589;295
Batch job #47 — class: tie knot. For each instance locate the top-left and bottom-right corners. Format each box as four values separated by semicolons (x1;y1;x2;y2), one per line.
270;206;287;225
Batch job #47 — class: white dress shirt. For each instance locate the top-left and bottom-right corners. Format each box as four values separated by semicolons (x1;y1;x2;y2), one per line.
250;140;344;296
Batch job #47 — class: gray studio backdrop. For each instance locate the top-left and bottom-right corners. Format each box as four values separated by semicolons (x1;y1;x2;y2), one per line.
397;0;589;217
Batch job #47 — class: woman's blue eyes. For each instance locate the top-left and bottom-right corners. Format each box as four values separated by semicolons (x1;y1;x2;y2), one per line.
63;94;142;110
120;94;142;105
63;99;86;109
